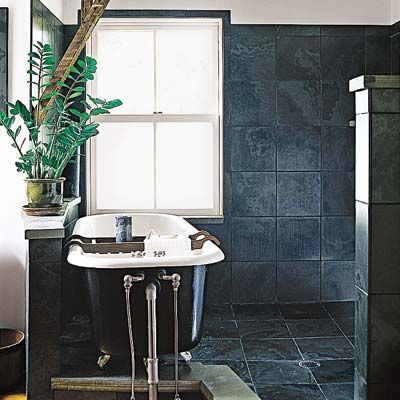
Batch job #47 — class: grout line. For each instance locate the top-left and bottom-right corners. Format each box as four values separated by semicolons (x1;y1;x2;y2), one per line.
235;316;256;391
321;303;355;350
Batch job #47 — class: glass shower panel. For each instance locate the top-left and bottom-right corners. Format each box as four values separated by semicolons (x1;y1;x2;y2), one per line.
95;122;154;209
95;29;154;114
155;122;215;209
155;28;218;114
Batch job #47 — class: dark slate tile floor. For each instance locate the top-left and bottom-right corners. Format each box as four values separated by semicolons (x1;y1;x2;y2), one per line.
201;301;355;400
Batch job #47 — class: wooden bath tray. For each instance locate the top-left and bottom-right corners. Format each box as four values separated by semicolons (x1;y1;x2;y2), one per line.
65;230;220;254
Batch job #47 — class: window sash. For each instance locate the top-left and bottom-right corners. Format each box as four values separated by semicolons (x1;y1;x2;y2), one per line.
86;19;223;217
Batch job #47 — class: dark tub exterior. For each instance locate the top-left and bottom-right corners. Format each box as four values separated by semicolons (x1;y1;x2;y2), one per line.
85;265;207;357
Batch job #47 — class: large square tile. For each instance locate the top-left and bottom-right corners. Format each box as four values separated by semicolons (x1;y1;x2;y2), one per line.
204;304;234;321
277;218;320;260
191;339;245;361
296;337;354;360
287;318;343;338
238;320;291;339
335;318;355;337
321;261;355;301
248;361;314;385
321;36;365;80
205;262;232;304
370;205;400;294
321;127;355;171
203;320;239;339
322;172;355;216
277;173;321;216
322;80;356;126
277;25;321;37
312;359;354;383
231;127;276;172
232;217;276;261
321;26;365;37
279;303;329;319
320;383;354;400
233;304;281;320
371;114;400;203
232;172;276;216
277;81;321;126
257;384;325;400
243;338;301;361
232;79;276;126
231;25;275;81
323;301;355;318
321;217;355;260
232;262;276;303
366;35;391;75
277;36;321;80
277;261;321;302
277;126;321;171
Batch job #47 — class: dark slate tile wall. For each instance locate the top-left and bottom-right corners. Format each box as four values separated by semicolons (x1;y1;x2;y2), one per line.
205;23;395;305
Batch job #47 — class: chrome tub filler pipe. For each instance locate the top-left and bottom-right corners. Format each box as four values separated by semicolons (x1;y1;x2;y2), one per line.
124;271;182;400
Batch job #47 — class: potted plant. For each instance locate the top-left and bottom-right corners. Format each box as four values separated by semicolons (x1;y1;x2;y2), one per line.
0;41;122;209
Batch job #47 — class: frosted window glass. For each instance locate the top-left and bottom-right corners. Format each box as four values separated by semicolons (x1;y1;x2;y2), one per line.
95;30;154;114
156;29;218;114
96;122;154;209
156;122;214;209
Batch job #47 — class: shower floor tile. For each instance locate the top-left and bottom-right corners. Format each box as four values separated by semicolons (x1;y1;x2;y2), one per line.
322;301;355;318
295;337;354;360
279;303;329;319
247;360;315;385
191;338;245;361
238;320;291;339
319;383;354;400
204;304;234;320
287;318;343;338
309;359;354;383
202;301;355;399
203;320;239;338
233;303;282;320
242;339;301;361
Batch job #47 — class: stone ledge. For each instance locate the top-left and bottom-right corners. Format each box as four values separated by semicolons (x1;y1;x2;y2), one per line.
51;363;260;400
350;75;400;92
23;197;81;240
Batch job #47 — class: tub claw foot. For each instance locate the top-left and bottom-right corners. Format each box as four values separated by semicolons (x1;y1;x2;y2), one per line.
180;351;192;365
97;354;111;368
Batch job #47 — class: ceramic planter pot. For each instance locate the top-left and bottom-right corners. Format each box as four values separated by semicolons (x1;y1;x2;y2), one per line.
0;329;25;392
26;178;66;208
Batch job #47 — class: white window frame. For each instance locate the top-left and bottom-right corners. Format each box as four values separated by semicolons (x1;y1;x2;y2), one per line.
86;18;224;217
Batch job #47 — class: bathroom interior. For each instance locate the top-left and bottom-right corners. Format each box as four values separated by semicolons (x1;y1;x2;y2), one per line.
0;0;400;399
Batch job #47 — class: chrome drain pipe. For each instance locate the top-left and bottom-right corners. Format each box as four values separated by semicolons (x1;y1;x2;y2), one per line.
146;282;159;400
159;271;182;400
124;273;145;400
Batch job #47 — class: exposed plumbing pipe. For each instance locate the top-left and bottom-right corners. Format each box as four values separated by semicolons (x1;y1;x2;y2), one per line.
146;282;159;400
124;273;145;400
158;271;182;400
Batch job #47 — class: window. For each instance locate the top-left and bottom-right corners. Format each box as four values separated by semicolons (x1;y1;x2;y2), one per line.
87;18;223;216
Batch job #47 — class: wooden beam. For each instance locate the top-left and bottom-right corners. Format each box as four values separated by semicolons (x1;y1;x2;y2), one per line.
81;0;92;22
35;0;110;124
